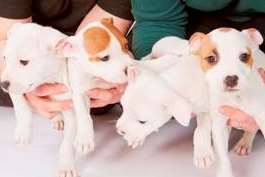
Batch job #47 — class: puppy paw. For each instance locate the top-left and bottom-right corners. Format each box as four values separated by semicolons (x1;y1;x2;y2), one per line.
74;131;95;155
233;137;253;156
14;126;32;146
194;146;215;168
123;133;146;149
58;168;79;177
52;116;64;131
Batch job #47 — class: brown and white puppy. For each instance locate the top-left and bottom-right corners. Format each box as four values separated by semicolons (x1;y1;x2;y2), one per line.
0;18;133;177
190;27;265;177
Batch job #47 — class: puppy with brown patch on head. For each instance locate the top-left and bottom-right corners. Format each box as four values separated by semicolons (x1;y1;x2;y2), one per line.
55;17;133;157
189;27;265;177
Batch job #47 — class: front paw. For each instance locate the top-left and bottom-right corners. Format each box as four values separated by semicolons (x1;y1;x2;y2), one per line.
14;126;32;146
123;133;147;149
194;145;215;168
51;116;64;131
233;137;253;156
58;167;79;177
74;131;95;155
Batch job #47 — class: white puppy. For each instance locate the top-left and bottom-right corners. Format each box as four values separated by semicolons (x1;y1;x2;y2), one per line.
1;19;133;177
116;37;214;168
189;28;265;177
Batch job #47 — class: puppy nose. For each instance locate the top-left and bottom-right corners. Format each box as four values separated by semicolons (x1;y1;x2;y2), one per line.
118;129;126;135
224;75;238;88
0;81;10;90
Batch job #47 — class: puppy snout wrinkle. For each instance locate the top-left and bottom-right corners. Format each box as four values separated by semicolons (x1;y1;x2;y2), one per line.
224;75;238;88
0;81;10;90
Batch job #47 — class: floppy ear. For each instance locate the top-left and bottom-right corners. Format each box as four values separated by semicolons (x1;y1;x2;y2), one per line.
189;32;206;54
7;23;23;38
101;18;114;25
242;28;263;50
55;36;80;58
127;65;140;82
141;54;179;73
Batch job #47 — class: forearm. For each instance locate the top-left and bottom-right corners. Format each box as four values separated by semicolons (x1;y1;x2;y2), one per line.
76;5;132;34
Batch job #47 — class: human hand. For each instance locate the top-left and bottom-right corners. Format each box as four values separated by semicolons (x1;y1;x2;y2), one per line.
87;83;127;108
219;106;259;133
25;83;72;118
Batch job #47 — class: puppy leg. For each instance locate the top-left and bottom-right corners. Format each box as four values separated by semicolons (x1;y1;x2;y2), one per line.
193;112;215;168
51;114;64;131
58;110;78;177
212;115;234;177
72;93;94;155
233;131;257;156
10;94;32;146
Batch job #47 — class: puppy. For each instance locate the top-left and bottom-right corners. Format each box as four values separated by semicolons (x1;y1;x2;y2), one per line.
1;18;132;177
116;37;215;168
189;27;265;177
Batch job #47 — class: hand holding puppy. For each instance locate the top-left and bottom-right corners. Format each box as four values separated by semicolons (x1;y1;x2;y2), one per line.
219;68;265;133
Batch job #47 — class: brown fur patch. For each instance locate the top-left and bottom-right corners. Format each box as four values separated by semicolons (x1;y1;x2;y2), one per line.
246;47;254;67
191;34;218;72
218;27;232;32
83;27;110;56
101;18;129;53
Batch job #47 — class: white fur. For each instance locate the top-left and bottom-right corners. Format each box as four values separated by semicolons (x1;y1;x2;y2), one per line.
1;22;133;177
116;37;215;168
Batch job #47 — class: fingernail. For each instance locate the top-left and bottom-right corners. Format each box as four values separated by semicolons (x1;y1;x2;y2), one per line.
218;107;225;113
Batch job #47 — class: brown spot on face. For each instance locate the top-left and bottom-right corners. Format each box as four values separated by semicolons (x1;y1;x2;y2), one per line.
190;33;218;72
83;27;110;56
101;18;129;53
246;47;253;67
218;27;232;33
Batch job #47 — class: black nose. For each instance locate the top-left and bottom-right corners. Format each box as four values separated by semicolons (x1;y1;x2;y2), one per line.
0;81;10;90
224;75;238;88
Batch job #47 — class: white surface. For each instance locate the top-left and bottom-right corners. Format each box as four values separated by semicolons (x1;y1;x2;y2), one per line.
0;106;264;177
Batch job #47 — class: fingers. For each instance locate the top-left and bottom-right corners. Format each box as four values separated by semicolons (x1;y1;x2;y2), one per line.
219;105;259;133
258;67;265;83
32;83;68;97
87;84;126;108
25;93;72;119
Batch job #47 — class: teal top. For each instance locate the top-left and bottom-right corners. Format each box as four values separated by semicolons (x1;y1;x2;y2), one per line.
131;0;265;59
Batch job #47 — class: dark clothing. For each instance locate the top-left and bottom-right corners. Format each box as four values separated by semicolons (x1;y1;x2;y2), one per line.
0;0;133;110
0;0;133;35
186;8;265;51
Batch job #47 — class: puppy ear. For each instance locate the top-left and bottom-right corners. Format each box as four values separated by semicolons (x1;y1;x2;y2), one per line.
141;54;179;73
101;18;114;25
7;22;23;38
189;32;206;54
127;65;140;82
55;36;80;58
242;28;263;50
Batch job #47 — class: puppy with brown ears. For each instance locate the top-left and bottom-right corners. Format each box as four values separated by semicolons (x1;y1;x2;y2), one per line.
189;27;265;177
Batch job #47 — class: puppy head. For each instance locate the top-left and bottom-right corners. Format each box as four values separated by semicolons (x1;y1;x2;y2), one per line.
189;27;263;93
56;18;133;84
0;23;66;94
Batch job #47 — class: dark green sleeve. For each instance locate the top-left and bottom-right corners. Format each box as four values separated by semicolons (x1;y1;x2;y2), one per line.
131;0;188;59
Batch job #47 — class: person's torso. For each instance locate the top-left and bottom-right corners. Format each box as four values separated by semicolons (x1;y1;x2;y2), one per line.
32;0;97;34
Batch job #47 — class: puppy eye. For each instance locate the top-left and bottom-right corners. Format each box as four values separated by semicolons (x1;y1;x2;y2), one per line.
239;53;250;63
20;60;29;66
138;120;147;124
100;55;110;62
205;55;218;65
